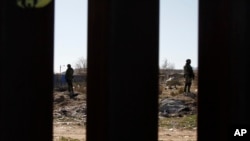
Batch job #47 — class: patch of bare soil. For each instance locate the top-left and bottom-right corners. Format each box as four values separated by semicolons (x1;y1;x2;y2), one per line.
158;127;197;141
53;123;86;141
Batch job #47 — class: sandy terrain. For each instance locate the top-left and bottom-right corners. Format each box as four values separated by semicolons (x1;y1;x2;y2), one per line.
53;123;196;141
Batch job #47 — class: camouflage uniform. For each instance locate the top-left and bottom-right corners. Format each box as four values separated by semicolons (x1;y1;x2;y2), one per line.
65;64;74;94
183;59;195;93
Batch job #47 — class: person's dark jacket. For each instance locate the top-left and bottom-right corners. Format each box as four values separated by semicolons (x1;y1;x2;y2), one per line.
65;67;74;81
184;64;195;79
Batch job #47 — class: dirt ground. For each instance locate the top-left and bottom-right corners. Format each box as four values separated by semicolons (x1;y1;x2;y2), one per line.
53;83;197;141
53;90;86;141
53;124;196;141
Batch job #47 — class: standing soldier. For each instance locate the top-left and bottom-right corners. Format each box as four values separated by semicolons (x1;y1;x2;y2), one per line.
65;64;74;97
183;59;195;94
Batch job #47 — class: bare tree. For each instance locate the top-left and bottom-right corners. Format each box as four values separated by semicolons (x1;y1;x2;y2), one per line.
161;59;175;80
161;59;169;70
161;59;175;70
75;57;87;74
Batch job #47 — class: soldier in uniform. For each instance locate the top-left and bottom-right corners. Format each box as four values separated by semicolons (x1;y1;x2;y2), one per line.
65;64;74;96
183;59;195;94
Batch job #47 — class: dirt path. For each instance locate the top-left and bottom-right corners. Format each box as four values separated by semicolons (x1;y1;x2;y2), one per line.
53;124;196;141
53;123;86;141
158;127;197;141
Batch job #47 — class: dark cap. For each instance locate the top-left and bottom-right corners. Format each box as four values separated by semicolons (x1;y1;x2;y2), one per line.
186;59;191;63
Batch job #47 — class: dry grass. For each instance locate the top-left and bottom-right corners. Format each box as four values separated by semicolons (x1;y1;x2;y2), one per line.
56;137;81;141
73;82;87;94
158;114;197;129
